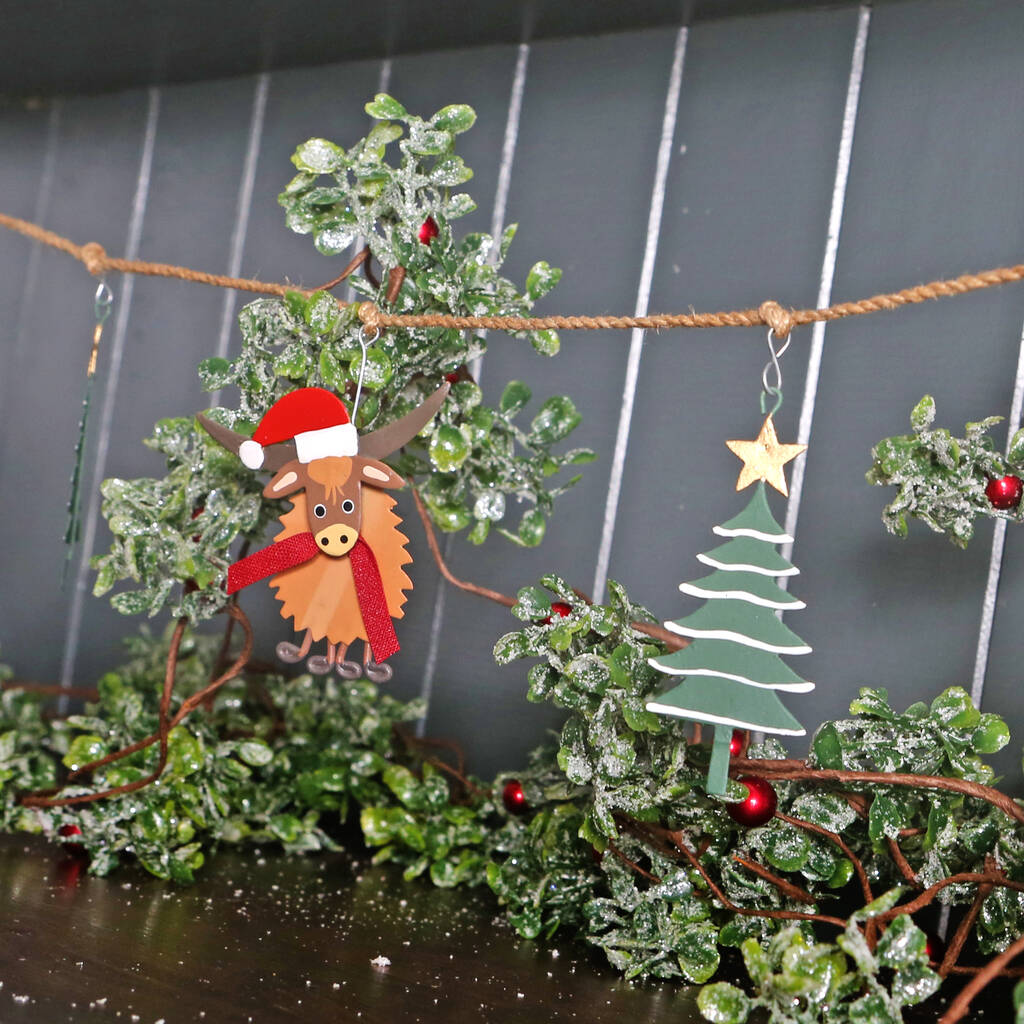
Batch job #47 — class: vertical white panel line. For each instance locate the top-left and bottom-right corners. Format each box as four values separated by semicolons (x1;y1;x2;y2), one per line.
60;87;161;703
416;45;532;728
779;5;870;575
591;26;687;606
469;42;531;384
970;319;1024;707
213;72;270;402
415;534;453;737
5;100;61;421
345;59;393;305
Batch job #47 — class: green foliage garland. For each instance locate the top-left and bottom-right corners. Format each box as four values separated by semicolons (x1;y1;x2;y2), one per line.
868;394;1024;547
3;99;1024;1024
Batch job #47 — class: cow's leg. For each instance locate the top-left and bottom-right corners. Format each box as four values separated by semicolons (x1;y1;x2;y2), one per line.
277;630;313;664
363;643;393;684
335;642;362;680
307;640;333;675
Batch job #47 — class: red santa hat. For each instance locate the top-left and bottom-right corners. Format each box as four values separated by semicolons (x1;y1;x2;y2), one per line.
239;387;358;469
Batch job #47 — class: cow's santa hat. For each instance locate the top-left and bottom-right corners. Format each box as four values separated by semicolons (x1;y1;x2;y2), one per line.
239;387;358;469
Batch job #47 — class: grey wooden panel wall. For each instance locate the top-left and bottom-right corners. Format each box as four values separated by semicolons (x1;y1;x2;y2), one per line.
2;0;1024;783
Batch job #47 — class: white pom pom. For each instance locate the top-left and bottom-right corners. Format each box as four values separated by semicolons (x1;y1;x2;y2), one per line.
239;439;265;470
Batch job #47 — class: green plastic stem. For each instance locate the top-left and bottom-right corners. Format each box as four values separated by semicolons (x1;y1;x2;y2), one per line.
707;725;732;795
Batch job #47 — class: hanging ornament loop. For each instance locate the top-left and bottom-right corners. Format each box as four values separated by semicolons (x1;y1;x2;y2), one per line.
351;326;379;425
760;328;791;417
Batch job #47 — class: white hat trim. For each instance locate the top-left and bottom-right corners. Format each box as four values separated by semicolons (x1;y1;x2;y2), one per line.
295;422;358;463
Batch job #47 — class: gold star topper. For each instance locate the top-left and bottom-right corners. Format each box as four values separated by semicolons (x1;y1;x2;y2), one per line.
726;414;807;496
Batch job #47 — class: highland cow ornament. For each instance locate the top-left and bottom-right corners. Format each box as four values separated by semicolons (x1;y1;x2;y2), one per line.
199;383;448;681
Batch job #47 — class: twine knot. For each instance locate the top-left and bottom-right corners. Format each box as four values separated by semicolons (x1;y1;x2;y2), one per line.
758;300;794;339
358;301;382;335
80;242;108;275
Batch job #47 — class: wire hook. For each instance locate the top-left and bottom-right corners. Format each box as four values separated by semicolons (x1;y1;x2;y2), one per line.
352;326;379;424
760;328;790;416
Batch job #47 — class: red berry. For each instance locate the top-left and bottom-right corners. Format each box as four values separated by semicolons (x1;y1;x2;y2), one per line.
502;779;528;814
418;216;439;245
986;474;1023;510
541;602;572;625
726;776;777;827
729;730;746;757
445;372;460;384
925;933;945;963
58;824;82;838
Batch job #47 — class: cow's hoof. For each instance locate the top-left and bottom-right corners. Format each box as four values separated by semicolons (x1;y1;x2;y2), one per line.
336;660;362;679
276;641;304;664
306;655;333;675
364;661;393;684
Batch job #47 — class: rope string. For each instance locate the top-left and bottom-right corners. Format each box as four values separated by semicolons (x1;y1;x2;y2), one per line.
4;209;1024;338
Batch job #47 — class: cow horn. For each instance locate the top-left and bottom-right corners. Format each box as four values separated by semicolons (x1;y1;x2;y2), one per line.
359;382;450;459
197;413;297;472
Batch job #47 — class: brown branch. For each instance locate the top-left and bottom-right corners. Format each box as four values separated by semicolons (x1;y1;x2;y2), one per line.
776;811;873;904
735;759;1024;827
315;245;370;292
363;253;380;290
2;681;99;700
940;879;994;976
668;830;848;929
875;872;1024;926
938;929;1024;1024
386;265;406;304
410;487;516;608
20;604;253;808
885;836;922;888
410;486;687;650
731;854;815;904
610;839;662;884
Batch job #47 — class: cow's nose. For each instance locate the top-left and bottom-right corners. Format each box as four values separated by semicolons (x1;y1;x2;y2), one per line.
314;525;359;558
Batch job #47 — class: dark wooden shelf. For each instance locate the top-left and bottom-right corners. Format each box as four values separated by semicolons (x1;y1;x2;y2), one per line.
0;833;699;1022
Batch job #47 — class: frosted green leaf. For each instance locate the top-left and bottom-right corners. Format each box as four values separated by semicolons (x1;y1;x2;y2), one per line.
472;490;505;522
365;93;408;120
197;357;232;390
314;223;358;254
697;982;751;1023
930;687;979;730
305;291;340;335
531;396;581;444
354;347;394;390
526;261;562;300
430;156;473;186
236;740;273;767
291;138;346;173
500;380;531;416
973;713;1010;753
910;394;936;431
530;329;560;356
430;425;471;471
431;104;477;134
444;192;476;219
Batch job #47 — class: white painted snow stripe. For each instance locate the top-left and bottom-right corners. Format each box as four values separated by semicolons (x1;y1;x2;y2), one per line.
60;87;161;705
416;534;452;737
7;100;61;419
971;317;1024;707
663;622;812;655
644;703;806;736
213;72;270;399
696;552;799;576
713;525;793;543
680;582;805;610
469;43;530;384
648;664;815;692
592;26;687;605
779;5;870;574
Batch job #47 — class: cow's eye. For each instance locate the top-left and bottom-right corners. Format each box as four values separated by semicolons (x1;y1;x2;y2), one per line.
313;503;327;518
341;499;355;514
